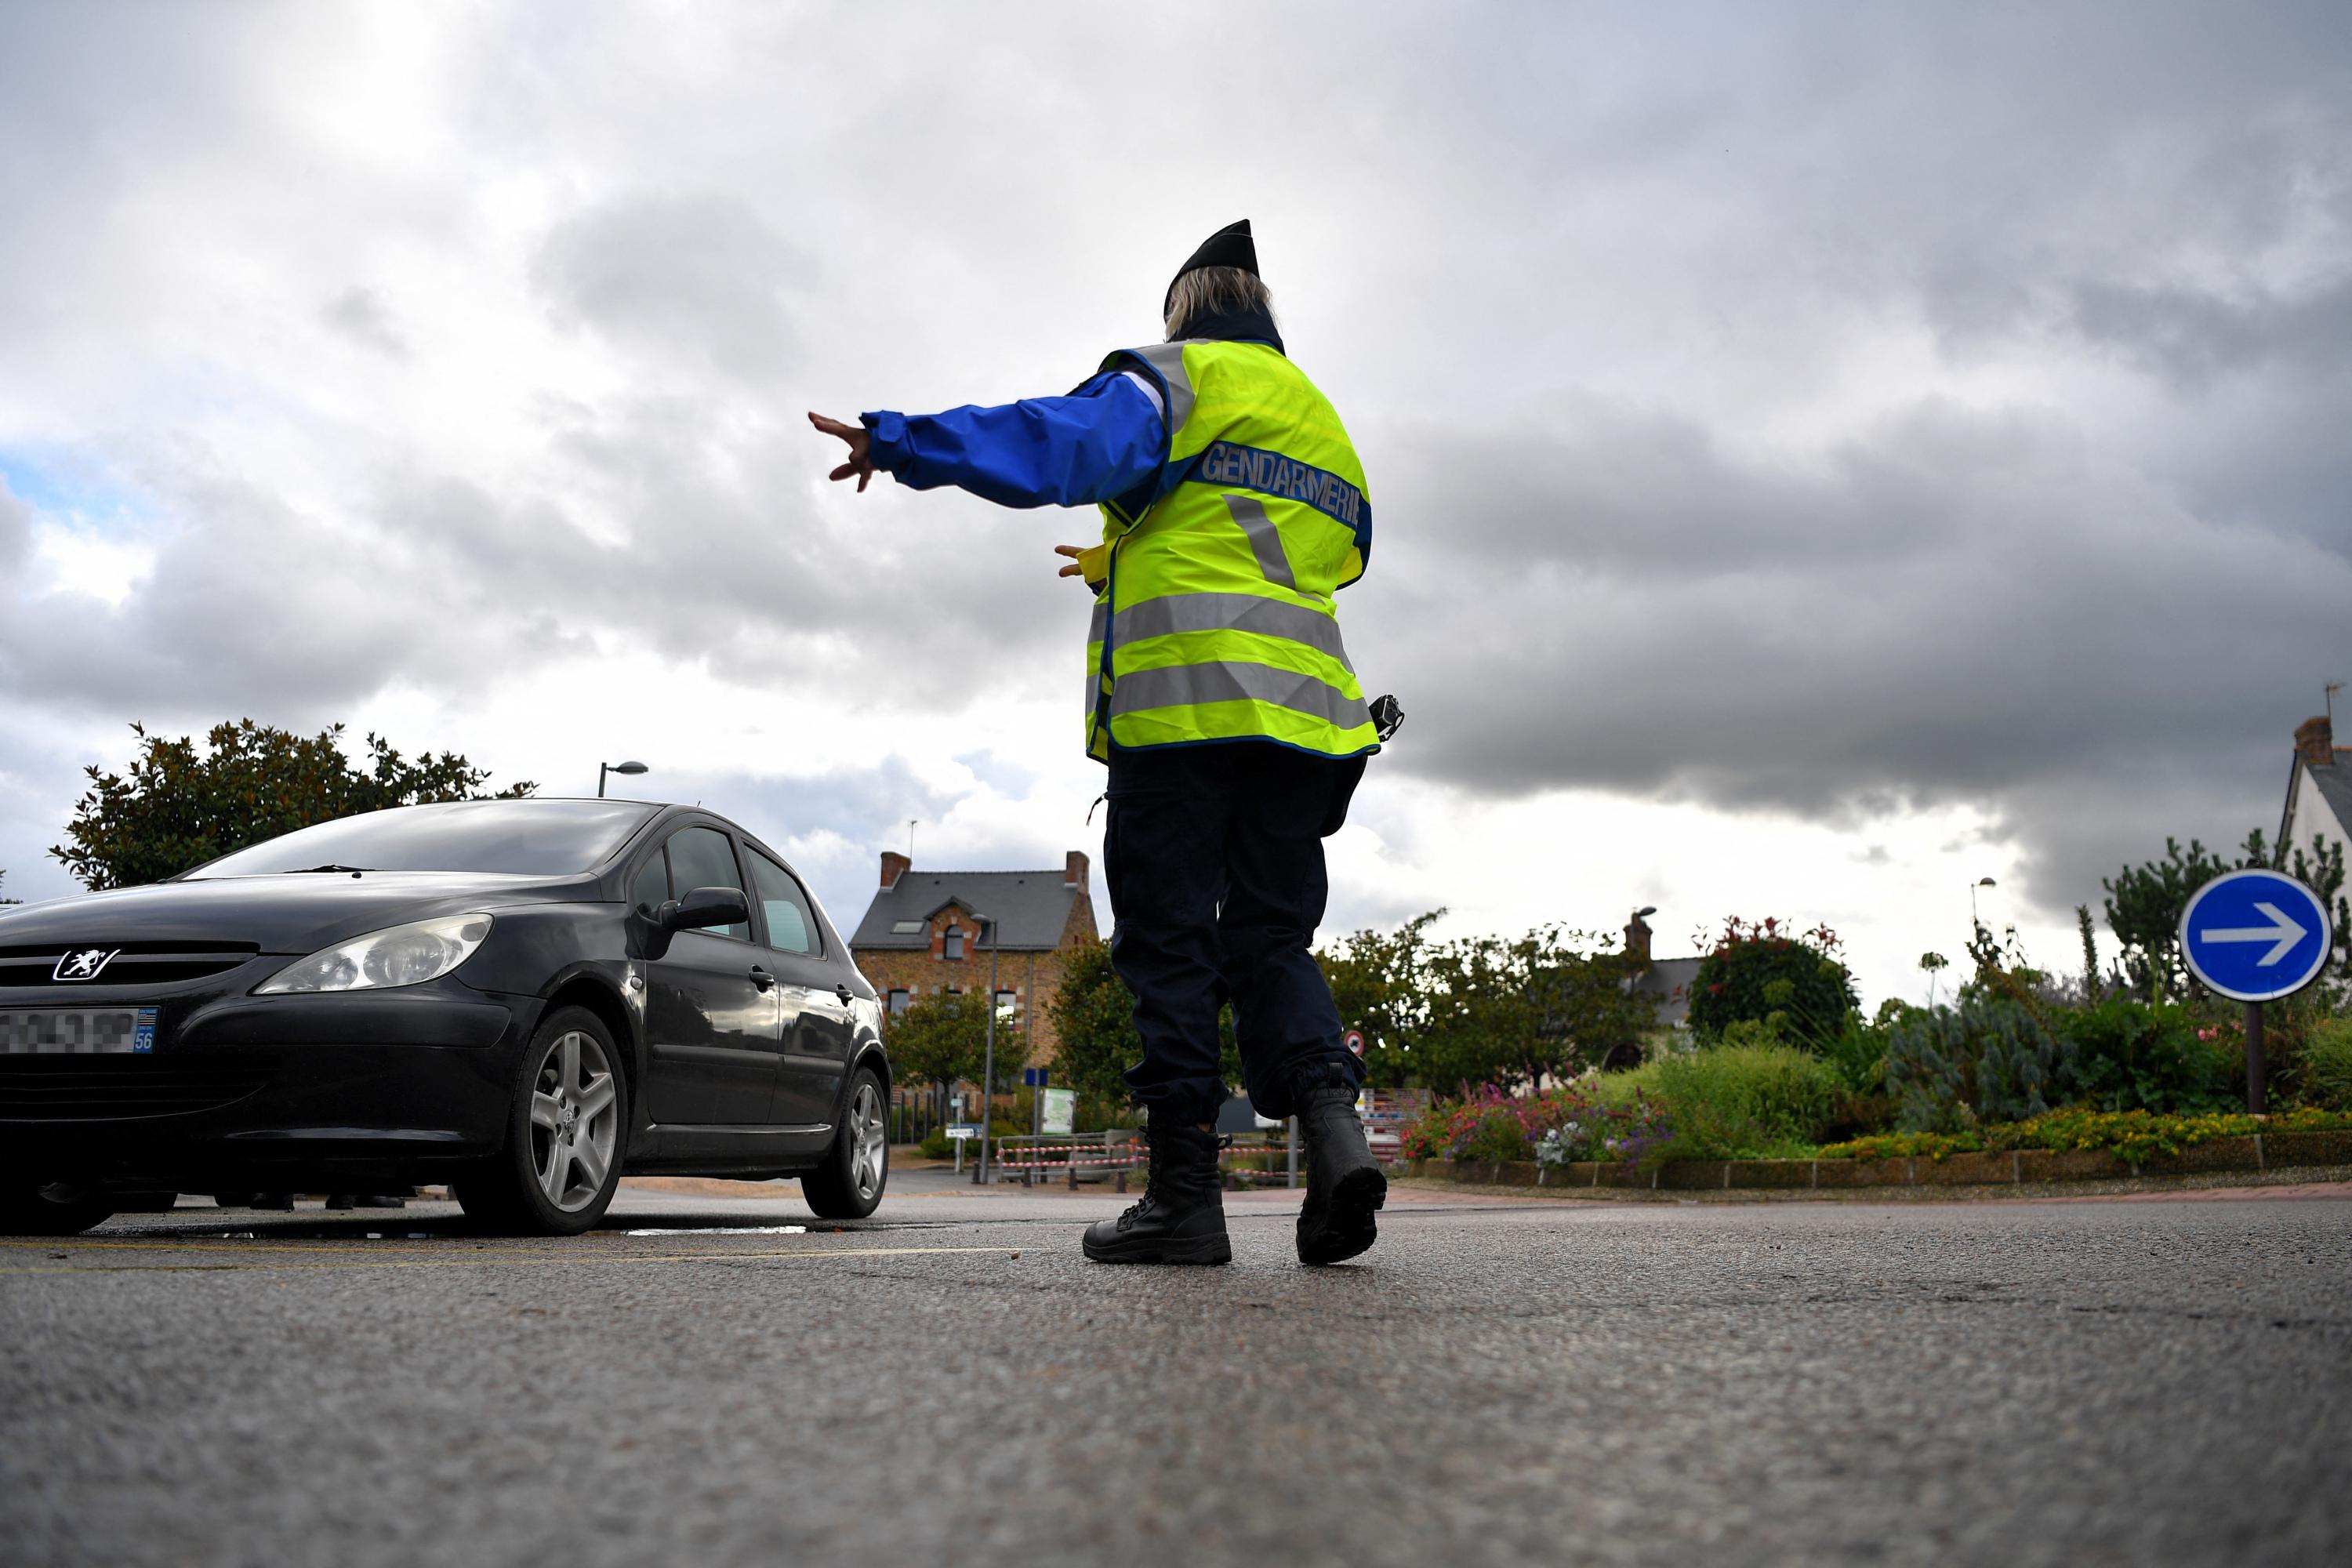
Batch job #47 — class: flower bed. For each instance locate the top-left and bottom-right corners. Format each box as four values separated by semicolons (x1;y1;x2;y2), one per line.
1396;1083;1673;1165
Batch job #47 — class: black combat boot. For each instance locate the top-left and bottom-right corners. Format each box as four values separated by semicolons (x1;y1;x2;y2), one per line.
1294;1065;1386;1265
1082;1123;1231;1265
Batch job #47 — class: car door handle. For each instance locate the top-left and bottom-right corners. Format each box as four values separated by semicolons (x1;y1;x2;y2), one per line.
834;984;855;1007
749;966;775;992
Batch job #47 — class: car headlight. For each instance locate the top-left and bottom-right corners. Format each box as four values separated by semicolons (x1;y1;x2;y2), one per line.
257;914;495;994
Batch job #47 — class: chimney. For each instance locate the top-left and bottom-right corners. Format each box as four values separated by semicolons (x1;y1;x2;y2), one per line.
2296;715;2334;769
880;851;910;890
1624;912;1653;968
1065;850;1089;889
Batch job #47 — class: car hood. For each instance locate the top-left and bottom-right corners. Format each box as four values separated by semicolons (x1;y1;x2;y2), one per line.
0;872;597;954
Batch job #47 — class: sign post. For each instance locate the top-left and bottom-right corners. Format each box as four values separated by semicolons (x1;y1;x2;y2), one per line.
2179;868;2335;1114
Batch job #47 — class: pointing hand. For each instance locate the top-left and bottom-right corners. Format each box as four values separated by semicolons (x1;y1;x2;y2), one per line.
1054;544;1089;581
808;412;876;493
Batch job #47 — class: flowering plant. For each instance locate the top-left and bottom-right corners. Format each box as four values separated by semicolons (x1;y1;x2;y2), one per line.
1397;1082;1673;1166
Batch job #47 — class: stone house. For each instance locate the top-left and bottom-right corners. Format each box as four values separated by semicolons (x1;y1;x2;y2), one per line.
848;849;1102;1065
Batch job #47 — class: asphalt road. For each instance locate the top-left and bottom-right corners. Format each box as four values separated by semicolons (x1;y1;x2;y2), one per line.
2;1178;2348;1568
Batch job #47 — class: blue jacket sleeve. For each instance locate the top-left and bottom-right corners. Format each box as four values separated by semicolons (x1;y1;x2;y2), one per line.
860;372;1166;509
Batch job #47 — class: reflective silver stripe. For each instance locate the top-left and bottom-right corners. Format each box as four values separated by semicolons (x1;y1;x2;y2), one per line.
1127;342;1195;434
1109;660;1370;731
1221;495;1297;590
1112;592;1354;673
1117;370;1166;422
1088;601;1108;646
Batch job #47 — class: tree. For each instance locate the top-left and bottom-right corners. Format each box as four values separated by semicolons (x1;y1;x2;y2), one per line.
49;720;535;890
2100;833;2281;1004
1416;925;1656;1093
1687;916;1857;1043
885;989;1030;1127
885;990;993;1123
2074;905;2103;1003
1318;911;1442;1090
0;869;18;906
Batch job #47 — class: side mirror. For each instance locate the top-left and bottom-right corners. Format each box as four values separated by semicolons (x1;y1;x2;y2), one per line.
663;885;750;934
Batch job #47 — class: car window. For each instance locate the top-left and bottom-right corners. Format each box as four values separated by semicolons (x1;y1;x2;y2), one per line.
629;852;669;919
191;799;659;877
665;826;749;941
746;847;822;958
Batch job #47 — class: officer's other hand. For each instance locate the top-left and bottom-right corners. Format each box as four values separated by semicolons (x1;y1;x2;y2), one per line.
1054;544;1089;581
808;412;876;492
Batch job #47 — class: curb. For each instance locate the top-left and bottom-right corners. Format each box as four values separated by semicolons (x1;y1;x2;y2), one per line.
1403;1128;2352;1192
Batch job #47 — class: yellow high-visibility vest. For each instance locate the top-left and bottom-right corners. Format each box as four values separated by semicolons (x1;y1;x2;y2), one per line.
1081;339;1377;762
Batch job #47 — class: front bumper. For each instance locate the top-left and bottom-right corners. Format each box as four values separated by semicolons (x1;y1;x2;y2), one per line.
0;985;539;1189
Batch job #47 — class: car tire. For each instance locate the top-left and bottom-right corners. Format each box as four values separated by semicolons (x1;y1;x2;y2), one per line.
0;1179;118;1236
802;1067;887;1219
454;1006;630;1237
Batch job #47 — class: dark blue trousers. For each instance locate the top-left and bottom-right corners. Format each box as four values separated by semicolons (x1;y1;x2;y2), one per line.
1103;741;1368;1127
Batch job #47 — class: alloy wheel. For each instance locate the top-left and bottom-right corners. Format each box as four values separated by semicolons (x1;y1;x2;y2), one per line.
850;1081;887;1202
528;1029;619;1212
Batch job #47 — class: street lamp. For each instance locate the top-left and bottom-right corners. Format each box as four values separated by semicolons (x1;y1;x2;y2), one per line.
598;760;648;798
969;913;998;1185
1969;877;1996;930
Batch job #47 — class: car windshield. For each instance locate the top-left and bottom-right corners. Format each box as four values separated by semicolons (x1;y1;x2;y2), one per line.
187;800;660;878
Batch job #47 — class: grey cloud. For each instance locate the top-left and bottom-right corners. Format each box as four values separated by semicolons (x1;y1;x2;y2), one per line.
532;193;809;382
2067;276;2352;389
321;286;406;356
6;0;2352;940
0;477;27;570
1356;395;2351;913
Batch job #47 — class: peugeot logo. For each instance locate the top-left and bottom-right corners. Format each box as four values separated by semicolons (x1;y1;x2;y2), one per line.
53;948;120;983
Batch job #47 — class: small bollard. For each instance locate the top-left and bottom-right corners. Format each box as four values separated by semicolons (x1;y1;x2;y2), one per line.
1067;1163;1079;1190
1116;1170;1128;1194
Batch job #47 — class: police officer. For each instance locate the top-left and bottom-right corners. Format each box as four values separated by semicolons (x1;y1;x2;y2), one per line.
812;221;1385;1265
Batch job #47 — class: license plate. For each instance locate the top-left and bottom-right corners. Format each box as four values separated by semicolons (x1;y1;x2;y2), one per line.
0;1007;160;1054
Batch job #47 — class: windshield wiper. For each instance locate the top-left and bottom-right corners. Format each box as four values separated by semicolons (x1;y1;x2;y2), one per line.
292;864;376;874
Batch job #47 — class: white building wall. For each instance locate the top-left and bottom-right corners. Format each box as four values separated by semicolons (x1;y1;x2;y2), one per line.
2284;764;2351;880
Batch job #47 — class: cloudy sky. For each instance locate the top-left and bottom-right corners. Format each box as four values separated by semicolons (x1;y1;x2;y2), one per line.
3;2;2347;1004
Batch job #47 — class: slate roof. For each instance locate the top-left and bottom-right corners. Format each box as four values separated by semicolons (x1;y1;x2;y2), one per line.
849;869;1094;953
1632;956;1703;1029
2309;759;2352;839
2281;750;2352;857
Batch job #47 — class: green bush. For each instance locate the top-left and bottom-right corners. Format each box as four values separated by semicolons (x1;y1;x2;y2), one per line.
1817;1009;1891;1092
1885;996;2071;1131
2305;1019;2352;1109
1462;1107;1537;1163
1823;1106;2352;1163
2056;998;2234;1114
1686;918;1858;1043
1599;1044;1841;1159
915;1118;1023;1160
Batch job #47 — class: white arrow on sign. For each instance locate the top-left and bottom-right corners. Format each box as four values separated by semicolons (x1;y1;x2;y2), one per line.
2200;902;2307;967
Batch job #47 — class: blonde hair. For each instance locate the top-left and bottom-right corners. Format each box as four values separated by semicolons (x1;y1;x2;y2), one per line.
1165;266;1276;340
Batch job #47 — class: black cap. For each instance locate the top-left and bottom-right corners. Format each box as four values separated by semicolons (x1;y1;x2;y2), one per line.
1165;220;1258;314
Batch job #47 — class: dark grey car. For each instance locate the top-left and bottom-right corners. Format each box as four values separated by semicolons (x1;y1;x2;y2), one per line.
0;799;892;1236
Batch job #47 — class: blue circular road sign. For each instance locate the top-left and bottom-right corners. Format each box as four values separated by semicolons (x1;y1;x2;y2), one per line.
2178;868;2334;1003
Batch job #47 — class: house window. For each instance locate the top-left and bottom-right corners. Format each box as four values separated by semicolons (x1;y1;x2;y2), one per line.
887;988;910;1016
943;924;967;960
891;919;925;935
994;989;1018;1019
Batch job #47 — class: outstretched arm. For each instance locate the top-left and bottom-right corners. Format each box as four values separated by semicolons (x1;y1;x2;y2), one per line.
808;372;1165;510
